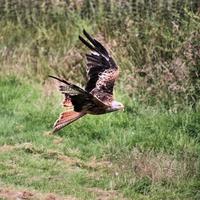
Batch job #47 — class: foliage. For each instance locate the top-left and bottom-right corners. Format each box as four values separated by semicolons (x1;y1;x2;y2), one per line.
0;0;199;106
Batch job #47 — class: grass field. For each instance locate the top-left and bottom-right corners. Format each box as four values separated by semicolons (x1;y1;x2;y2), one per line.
0;1;200;199
0;76;200;199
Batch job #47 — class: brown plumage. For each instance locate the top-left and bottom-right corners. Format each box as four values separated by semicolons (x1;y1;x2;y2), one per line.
50;30;124;133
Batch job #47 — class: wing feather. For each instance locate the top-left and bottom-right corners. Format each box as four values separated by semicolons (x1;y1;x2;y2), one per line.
49;75;108;132
49;75;107;110
79;30;119;104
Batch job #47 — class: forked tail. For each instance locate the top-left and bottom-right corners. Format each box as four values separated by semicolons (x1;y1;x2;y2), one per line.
53;111;86;133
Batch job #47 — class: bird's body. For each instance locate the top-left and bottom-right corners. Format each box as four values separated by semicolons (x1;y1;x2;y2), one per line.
50;30;124;133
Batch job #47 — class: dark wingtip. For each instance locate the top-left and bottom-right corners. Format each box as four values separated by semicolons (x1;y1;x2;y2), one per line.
83;29;94;42
79;29;89;40
49;75;70;85
79;34;96;52
49;75;59;80
49;75;57;79
49;75;61;82
78;35;83;41
78;35;85;44
82;29;109;56
83;29;88;36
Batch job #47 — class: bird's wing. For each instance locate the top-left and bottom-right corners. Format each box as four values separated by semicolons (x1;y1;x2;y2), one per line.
79;30;119;105
49;75;108;132
49;75;107;108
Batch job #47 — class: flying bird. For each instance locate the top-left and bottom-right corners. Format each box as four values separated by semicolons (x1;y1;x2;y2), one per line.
50;30;124;133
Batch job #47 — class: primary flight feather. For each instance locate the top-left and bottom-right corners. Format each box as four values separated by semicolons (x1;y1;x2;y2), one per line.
50;30;124;133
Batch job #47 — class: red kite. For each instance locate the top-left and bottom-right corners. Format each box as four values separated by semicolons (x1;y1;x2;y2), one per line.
50;30;124;132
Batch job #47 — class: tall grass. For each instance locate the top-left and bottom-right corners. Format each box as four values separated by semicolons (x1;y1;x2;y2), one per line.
0;0;199;106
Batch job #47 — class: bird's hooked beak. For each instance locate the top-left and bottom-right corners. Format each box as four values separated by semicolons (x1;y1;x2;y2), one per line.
108;101;124;112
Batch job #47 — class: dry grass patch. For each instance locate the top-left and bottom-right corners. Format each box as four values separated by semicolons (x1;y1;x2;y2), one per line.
0;186;78;200
87;187;127;200
0;145;16;153
113;148;199;183
0;143;38;154
80;157;112;170
0;143;111;170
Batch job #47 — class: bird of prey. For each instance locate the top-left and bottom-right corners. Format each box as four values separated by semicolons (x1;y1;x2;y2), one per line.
50;30;124;133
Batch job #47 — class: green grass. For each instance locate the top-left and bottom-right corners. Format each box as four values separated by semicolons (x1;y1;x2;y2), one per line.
0;1;199;199
0;75;199;199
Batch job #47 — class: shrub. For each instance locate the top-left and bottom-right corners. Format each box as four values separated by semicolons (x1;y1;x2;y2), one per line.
0;0;199;107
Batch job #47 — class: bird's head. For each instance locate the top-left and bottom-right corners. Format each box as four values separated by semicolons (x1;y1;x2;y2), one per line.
106;101;124;112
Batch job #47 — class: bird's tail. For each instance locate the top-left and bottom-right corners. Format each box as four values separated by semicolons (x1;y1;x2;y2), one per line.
53;111;86;133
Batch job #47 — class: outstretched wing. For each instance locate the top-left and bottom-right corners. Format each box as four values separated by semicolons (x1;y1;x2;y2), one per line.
49;75;108;132
79;30;119;105
49;75;107;110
